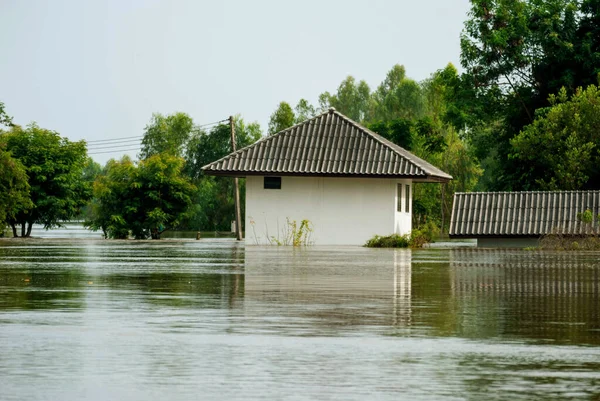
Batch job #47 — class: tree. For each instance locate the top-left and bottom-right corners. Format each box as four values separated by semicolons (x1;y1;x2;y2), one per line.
139;112;195;159
185;118;261;180
1;124;90;237
135;154;196;239
0;101;14;127
184;118;261;231
372;65;425;121
267;102;295;135
87;154;196;239
0;144;31;231
319;76;372;122
86;156;136;239
368;119;414;150
459;0;600;190
510;85;600;190
294;99;317;123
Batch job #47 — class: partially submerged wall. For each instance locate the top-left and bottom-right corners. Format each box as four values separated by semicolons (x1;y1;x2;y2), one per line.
245;176;412;246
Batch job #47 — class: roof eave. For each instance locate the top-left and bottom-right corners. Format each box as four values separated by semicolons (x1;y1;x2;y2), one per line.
202;169;452;182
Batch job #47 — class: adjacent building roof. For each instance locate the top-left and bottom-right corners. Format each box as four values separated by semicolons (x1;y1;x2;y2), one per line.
449;191;600;237
202;108;452;182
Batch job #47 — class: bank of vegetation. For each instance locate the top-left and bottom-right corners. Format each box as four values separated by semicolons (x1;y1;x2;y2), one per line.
2;0;600;240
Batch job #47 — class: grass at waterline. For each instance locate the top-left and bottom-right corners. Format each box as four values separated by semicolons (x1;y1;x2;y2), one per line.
539;234;600;251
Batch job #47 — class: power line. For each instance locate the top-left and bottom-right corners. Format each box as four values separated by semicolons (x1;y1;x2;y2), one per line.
85;118;229;145
88;139;141;149
86;135;143;144
88;147;141;155
197;119;229;128
85;117;229;156
87;143;141;151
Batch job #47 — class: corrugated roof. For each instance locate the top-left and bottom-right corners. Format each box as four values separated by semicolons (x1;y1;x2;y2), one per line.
449;191;600;237
201;108;452;182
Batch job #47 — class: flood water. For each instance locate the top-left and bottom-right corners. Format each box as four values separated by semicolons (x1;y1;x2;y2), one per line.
0;239;599;400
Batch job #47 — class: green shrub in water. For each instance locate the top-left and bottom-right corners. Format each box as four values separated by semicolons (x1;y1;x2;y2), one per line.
364;234;410;248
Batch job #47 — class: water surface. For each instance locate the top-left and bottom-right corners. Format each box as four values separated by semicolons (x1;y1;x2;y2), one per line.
0;239;599;400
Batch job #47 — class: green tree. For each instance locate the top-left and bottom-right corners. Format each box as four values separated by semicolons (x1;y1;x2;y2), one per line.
368;119;414;150
87;154;196;239
319;76;372;122
135;154;196;239
0;101;14;127
0;144;31;231
86;156;136;239
184;118;261;231
372;65;425;121
460;0;600;190
1;124;90;237
511;85;600;190
268;102;295;135
139;112;195;159
185;118;261;180
294;99;317;123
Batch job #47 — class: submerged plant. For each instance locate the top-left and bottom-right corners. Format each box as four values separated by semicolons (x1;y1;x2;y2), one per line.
364;234;410;248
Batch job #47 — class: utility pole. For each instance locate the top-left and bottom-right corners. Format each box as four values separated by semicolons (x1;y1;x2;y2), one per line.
230;116;243;241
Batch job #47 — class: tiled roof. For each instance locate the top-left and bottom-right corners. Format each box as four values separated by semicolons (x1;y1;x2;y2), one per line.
449;191;600;237
201;108;452;182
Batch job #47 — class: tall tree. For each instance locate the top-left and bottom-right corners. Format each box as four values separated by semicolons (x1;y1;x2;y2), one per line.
460;0;600;190
0;101;14;127
511;85;600;190
267;102;295;135
139;112;195;159
372;65;425;121
319;76;372;122
1;124;90;237
294;99;317;123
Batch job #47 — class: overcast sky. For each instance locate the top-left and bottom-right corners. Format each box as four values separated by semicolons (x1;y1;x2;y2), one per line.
0;0;471;164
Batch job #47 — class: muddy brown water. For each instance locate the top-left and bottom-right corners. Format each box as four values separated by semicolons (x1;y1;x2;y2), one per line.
0;239;599;400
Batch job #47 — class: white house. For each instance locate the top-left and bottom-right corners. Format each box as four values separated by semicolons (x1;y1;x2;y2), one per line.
202;108;452;245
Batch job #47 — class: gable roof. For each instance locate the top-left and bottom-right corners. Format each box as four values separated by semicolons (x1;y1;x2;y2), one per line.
449;191;600;237
201;108;452;182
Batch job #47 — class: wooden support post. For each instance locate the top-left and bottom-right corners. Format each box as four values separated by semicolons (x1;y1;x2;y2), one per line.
230;116;243;241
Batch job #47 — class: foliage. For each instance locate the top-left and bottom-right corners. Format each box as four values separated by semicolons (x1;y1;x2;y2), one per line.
539;233;600;251
294;99;317;123
577;209;594;224
364;223;439;248
1;124;90;237
368;118;414;150
319;76;372;122
183;118;261;231
372;65;425;121
286;218;313;246
365;234;410;248
460;0;600;190
139;112;195;159
267;102;295;135
0;144;32;229
86;154;196;239
0;101;14;127
86;156;136;239
510;85;600;190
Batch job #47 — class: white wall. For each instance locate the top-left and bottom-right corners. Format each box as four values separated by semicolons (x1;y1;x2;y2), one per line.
245;176;412;246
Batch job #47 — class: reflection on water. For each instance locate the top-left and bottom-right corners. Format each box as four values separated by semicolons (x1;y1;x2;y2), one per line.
0;240;599;400
449;249;600;345
244;247;412;333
